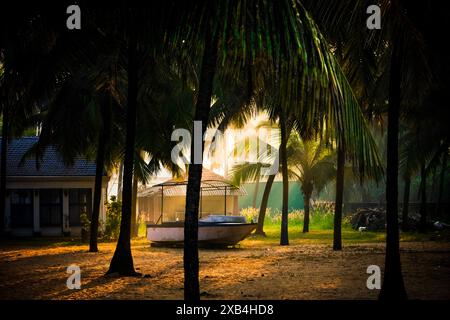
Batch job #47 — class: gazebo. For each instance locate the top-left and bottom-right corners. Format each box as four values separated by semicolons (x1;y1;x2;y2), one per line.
137;169;247;223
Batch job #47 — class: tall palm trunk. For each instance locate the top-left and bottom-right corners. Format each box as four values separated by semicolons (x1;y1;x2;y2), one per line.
89;126;106;252
255;174;275;236
430;168;438;203
257;124;292;237
333;145;345;250
117;162;124;201
401;175;411;231
0;104;9;235
279;111;289;246
131;173;138;238
419;161;427;233
107;16;138;276
435;151;447;217
302;181;314;233
252;174;260;209
379;41;407;300
184;30;218;301
303;190;311;233
89;97;111;252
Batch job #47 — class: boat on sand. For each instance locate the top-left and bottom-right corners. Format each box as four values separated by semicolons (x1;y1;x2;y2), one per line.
147;215;256;247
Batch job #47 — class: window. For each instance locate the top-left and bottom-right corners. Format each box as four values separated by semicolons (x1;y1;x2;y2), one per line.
10;189;33;228
40;189;62;227
69;189;92;226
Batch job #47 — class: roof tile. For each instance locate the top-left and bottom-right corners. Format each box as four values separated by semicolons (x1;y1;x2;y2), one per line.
1;137;98;177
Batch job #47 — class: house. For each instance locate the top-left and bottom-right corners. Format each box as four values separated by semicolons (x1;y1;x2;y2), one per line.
1;137;108;237
137;168;246;223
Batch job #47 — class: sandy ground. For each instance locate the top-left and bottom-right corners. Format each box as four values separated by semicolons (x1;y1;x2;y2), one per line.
0;239;449;300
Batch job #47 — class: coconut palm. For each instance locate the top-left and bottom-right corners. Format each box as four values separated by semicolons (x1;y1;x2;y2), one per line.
2;1;385;300
24;60;127;252
303;0;390;251
287;134;335;232
307;0;440;300
399;96;450;233
0;4;102;235
175;0;385;294
232;132;336;234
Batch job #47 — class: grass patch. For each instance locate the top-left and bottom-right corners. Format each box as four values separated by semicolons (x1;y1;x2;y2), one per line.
243;223;450;247
2;210;448;250
244;224;386;246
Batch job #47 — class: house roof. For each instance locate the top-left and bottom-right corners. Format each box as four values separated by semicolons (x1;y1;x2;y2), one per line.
138;168;247;197
0;137;100;177
157;168;233;186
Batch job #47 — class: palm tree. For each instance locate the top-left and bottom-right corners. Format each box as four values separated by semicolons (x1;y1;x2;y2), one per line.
304;0;389;251
287;134;335;233
20;29;128;251
308;0;438;300
107;11;139;275
399;126;416;232
333;144;345;249
435;144;449;217
206;1;382;244
399;107;450;233
2;2;386;300
378;0;434;300
0;4;98;236
232;132;336;235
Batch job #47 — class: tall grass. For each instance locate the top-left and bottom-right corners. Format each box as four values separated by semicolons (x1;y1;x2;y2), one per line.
240;206;344;230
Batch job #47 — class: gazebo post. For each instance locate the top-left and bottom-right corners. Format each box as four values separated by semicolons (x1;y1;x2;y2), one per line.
224;186;227;216
200;187;202;218
161;185;164;223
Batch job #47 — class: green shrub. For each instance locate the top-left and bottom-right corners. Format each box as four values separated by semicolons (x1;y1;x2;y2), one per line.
80;212;90;242
309;208;334;230
103;196;122;240
240;207;259;222
137;217;147;238
244;205;345;230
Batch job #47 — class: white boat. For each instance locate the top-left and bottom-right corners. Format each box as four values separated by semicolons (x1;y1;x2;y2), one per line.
147;215;256;247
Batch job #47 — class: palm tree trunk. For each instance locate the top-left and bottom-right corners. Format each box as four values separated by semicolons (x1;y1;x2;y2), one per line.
255;174;275;236
333;145;345;250
89;128;106;252
379;41;407;300
107;15;138;276
131;173;138;238
252;174;260;209
117;162;123;202
435;151;447;217
419;161;427;233
184;30;218;301
279;111;289;246
302;193;311;233
0;104;9;235
430;167;438;203
89;96;111;252
401;175;411;231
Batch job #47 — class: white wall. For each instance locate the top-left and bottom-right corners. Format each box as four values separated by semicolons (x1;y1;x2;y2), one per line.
5;176;108;237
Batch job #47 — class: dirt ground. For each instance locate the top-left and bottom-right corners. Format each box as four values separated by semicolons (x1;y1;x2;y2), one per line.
0;238;449;300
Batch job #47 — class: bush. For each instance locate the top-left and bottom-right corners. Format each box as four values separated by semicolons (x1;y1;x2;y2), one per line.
80;212;90;242
240;207;259;222
137;214;147;238
103;196;122;240
241;205;339;230
309;208;334;229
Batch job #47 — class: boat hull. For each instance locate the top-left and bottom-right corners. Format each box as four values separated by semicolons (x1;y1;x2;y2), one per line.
146;222;257;247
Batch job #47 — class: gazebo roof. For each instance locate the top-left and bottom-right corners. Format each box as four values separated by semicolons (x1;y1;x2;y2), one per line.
138;168;247;197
